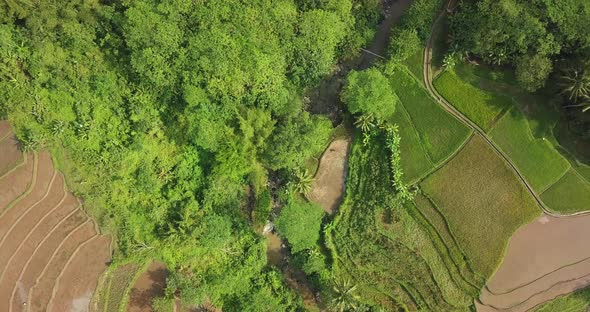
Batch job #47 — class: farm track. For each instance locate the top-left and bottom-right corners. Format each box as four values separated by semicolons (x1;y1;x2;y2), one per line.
0;125;111;312
423;2;590;310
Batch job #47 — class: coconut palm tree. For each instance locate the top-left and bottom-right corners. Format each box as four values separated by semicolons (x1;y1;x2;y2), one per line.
354;113;375;133
331;279;360;312
560;69;590;102
564;95;590;113
293;168;314;195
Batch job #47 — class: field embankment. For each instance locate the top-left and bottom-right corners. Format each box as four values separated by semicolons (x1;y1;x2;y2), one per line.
0;123;111;312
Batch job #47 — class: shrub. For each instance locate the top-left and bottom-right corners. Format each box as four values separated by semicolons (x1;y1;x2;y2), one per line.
341;68;399;121
389;28;421;62
275;198;325;253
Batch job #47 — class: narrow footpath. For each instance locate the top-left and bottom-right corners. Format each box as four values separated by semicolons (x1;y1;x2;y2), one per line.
422;0;590;218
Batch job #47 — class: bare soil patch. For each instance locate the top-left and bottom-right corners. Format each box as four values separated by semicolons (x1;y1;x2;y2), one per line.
0;152;54;240
28;221;96;312
127;261;168;312
307;138;351;214
48;235;111;312
0;120;12;139
0;206;82;311
0;176;68;273
478;213;590;310
11;215;88;312
0;153;35;213
0;134;23;177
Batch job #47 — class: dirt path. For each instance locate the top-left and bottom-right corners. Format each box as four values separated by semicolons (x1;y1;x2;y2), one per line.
422;2;590;310
127;261;168;312
308;138;351;214
422;0;590;218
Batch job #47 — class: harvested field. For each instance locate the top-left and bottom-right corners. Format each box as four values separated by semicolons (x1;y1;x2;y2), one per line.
0;134;23;176
128;262;169;312
0;209;84;311
0;120;11;139
0;153;35;213
477;214;590;311
48;235;111;312
11;218;89;312
0;176;69;272
0;152;55;240
0;124;111;312
308;138;351;214
28;221;97;312
421;134;540;278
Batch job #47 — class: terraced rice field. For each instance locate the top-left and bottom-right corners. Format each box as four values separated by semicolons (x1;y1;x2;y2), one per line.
387;65;472;182
420;134;540;278
477;214;590;311
92;263;141;312
0;123;111;312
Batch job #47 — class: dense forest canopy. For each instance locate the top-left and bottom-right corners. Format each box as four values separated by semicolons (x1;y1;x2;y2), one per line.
0;0;380;309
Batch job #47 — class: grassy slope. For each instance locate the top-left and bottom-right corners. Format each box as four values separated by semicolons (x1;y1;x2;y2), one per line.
388;66;471;164
541;169;590;214
421;135;540;278
331;135;472;311
490;107;571;192
533;286;590;312
434;69;512;131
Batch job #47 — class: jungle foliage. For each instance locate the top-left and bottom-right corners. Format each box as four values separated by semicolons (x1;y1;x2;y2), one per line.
0;0;382;309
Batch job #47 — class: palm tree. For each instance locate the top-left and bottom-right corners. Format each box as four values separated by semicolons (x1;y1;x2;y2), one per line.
331;279;360;312
293;169;314;195
354;114;375;133
560;69;590;102
564;95;590;113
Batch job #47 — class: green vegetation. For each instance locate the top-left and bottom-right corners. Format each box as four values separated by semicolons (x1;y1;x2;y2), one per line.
330;134;472;311
275;198;325;253
436;61;589;213
342;68;398;121
390;106;433;184
541;169;590;214
434;69;512;131
533;286;590;312
4;0;590;309
450;0;590;147
421;135;540;278
387;66;472;164
490;108;571;192
0;0;387;309
93;263;142;312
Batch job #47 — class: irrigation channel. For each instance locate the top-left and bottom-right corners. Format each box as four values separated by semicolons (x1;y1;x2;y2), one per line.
424;1;590;310
263;0;414;310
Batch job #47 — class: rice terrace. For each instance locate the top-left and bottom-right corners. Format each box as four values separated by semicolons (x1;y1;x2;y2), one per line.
1;0;590;311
